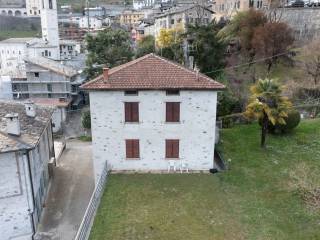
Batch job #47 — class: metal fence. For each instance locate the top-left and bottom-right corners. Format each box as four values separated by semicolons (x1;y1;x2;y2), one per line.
74;161;109;240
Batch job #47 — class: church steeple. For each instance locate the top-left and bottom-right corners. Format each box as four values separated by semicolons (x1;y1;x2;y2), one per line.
41;0;60;59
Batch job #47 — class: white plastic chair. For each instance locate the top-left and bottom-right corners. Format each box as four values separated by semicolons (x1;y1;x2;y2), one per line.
167;160;176;172
180;161;189;173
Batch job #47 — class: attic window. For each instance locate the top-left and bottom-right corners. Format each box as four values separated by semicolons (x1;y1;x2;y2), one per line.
166;90;180;96
34;72;39;77
125;90;138;96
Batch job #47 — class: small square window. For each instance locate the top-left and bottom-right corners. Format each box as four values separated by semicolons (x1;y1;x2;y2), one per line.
166;90;180;96
124;90;138;96
34;72;39;77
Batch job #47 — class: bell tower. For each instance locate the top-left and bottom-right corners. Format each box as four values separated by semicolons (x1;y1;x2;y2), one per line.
41;0;60;59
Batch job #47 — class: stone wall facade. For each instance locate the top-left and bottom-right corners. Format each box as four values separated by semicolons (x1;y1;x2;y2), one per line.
89;90;218;182
279;8;320;41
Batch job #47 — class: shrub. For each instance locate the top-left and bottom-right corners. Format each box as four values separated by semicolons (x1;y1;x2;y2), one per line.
81;110;91;130
259;109;301;133
279;109;301;132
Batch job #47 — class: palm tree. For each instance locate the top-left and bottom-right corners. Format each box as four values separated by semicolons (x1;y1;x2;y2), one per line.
245;78;292;148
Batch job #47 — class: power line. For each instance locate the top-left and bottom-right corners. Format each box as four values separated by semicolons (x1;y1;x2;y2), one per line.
203;50;292;75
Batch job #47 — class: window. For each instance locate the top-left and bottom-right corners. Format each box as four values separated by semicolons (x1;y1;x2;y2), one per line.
49;0;53;9
125;102;139;122
126;139;140;159
166;90;180;96
165;140;179;159
47;84;52;92
171;19;174;25
166;102;180;122
45;50;48;56
124;90;138;96
34;72;39;77
48;51;51;57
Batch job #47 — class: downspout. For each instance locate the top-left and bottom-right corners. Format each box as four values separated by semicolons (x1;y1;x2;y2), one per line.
25;150;36;240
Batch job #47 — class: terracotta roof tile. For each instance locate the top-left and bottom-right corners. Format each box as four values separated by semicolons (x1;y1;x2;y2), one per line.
81;54;225;91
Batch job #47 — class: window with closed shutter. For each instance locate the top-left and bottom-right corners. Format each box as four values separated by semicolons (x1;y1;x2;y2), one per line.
166;102;180;122
125;102;139;122
126;139;140;159
165;139;179;159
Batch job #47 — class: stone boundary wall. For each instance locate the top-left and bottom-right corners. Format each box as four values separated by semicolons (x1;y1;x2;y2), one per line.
277;7;320;41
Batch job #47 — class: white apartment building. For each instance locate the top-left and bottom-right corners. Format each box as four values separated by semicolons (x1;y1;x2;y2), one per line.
81;54;225;182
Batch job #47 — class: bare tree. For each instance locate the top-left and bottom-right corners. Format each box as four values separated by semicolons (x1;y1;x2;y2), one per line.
303;39;320;86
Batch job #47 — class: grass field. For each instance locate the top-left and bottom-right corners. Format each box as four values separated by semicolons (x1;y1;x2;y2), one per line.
0;30;40;41
89;119;320;240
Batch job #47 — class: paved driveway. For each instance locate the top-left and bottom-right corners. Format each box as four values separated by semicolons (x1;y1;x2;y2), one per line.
36;139;94;240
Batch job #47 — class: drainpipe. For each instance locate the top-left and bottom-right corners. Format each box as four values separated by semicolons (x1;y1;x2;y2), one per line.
25;150;36;239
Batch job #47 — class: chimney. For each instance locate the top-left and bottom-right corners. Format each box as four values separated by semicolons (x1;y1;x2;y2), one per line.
103;67;109;82
24;101;36;117
5;113;20;136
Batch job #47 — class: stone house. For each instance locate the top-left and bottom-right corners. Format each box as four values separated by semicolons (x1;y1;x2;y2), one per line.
0;101;54;240
120;10;145;26
81;54;225;182
153;4;214;38
212;0;270;20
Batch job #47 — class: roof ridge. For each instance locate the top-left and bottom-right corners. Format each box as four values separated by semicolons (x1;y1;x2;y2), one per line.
152;54;217;83
109;53;154;75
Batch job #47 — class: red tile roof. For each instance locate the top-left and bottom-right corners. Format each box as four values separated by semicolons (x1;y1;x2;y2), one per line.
81;54;225;91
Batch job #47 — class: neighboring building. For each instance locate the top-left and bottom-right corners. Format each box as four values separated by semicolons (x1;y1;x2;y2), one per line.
153;4;214;37
81;54;225;181
135;17;156;40
11;56;84;103
213;0;270;20
84;6;106;17
0;0;61;70
0;100;54;240
0;0;85;108
79;16;104;30
26;0;42;16
30;98;71;133
0;75;12;99
0;0;55;17
133;0;172;10
59;40;80;60
120;10;145;26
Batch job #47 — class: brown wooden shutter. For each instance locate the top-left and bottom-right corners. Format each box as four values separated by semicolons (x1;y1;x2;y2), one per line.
125;103;131;122
173;103;180;122
165;140;171;158
125;102;139;122
126;139;132;158
166;102;180;122
166;139;179;158
172;140;179;158
131;102;139;122
166;102;173;122
126;139;140;159
133;139;140;158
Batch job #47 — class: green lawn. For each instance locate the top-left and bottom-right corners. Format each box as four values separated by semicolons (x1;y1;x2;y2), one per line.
0;30;40;41
89;119;320;240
